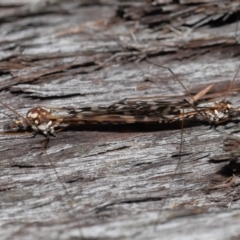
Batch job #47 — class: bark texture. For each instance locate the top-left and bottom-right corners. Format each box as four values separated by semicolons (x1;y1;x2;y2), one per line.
0;1;240;239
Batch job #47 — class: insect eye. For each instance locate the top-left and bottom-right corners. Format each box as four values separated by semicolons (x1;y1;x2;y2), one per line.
17;122;24;129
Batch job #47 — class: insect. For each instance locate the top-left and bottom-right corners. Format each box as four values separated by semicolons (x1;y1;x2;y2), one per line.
1;2;240;239
1;66;240;240
2;92;240;138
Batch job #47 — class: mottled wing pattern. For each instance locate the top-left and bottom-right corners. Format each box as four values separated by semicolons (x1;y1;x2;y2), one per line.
67;98;192;124
3;97;240;137
68;98;237;123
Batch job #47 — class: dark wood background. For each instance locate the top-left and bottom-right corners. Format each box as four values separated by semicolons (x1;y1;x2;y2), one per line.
1;0;240;239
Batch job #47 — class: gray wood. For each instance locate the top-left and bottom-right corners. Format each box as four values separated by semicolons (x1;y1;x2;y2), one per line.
0;0;240;239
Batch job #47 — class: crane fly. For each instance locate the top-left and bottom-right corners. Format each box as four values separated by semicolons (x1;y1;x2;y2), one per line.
2;94;240;138
1;65;240;239
3;63;240;140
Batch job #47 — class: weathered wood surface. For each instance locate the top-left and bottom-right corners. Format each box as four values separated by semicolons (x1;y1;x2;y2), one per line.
0;0;240;239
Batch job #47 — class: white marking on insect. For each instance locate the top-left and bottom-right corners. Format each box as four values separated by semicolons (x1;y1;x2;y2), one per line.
4;98;240;137
28;112;38;119
47;121;52;127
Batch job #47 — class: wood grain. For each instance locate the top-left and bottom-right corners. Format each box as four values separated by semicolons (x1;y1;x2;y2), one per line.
0;1;240;239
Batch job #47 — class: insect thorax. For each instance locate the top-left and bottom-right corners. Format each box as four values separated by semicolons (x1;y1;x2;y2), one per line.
26;107;56;136
204;100;234;122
